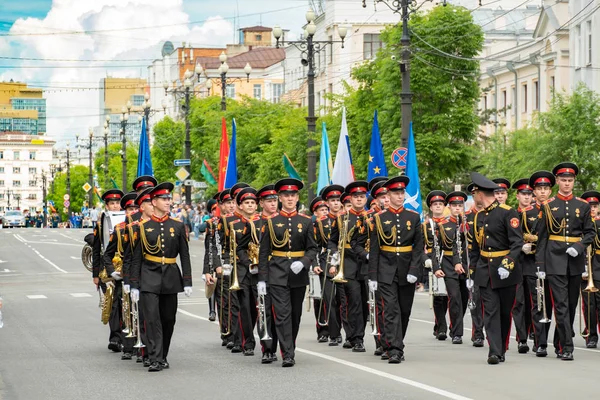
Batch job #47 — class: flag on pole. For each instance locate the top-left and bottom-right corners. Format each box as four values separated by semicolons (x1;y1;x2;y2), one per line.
283;153;302;180
331;107;355;187
110;177;119;189
224;118;238;189
201;159;217;185
136;117;154;177
317;122;333;195
218;117;229;191
367;110;387;181
404;122;423;217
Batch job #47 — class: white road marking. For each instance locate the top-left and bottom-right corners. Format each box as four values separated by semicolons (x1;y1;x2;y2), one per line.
70;256;80;260
70;293;92;298
59;233;83;242
177;309;472;400
27;295;47;299
3;268;10;272
0;260;7;264
14;234;68;274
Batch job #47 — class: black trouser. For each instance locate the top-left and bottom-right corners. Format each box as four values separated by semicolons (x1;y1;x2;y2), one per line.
580;279;599;344
108;283;123;345
208;293;215;314
548;274;581;353
471;285;485;341
336;283;350;339
313;274;329;338
257;288;278;355
378;280;416;357
215;274;240;344
446;278;468;338
479;285;516;358
525;275;552;349
138;295;148;358
371;281;384;348
115;284;135;354
433;295;448;336
140;292;178;363
344;279;366;345
270;285;305;360
512;281;532;344
236;279;256;351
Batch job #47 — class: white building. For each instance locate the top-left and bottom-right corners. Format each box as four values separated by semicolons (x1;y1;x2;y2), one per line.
569;0;600;91
0;133;56;212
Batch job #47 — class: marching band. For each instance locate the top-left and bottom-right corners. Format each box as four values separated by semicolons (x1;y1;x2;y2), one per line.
90;163;600;369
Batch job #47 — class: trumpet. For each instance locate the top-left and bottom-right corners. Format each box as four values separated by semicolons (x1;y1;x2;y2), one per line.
132;300;145;349
121;283;133;336
332;215;348;284
368;285;379;336
257;294;272;341
536;266;550;324
229;222;240;292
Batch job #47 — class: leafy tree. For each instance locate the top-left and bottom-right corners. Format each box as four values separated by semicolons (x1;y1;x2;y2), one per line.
47;165;91;220
93;143;139;193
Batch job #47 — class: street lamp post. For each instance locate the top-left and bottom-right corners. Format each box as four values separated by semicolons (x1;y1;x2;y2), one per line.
273;13;347;201
103;119;110;189
41;171;47;227
5;190;11;209
66;144;71;219
88;128;94;208
183;74;192;206
120;103;131;191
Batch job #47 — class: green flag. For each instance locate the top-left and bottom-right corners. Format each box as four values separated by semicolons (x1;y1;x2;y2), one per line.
110;177;119;189
201;159;217;185
282;153;302;181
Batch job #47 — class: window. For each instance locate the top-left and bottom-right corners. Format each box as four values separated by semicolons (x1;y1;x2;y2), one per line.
511;86;516;115
587;21;592;66
534;81;539;110
225;84;235;99
29;152;36;160
29;167;36;174
131;95;145;107
272;83;283;104
13;180;21;187
0;151;3;159
0;180;4;187
522;84;528;113
0;167;3;173
0;194;3;199
483;95;487;111
14;151;20;160
13;167;20;174
253;84;262;100
29;180;36;187
28;194;37;200
363;33;383;60
501;89;507;116
255;34;262;41
575;24;581;68
328;36;333;64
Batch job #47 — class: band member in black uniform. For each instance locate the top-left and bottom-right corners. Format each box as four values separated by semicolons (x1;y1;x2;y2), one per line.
202;199;219;322
492;178;510;205
341;192;352;212
511;179;536;354
527;171;555;356
368;176;423;364
310;196;339;345
257;178;318;367
536;163;595;360
423;190;449;341
320;184;348;346
102;192;138;360
92;189;124;352
254;184;279;363
465;184;485;348
130;182;192;372
579;191;600;348
469;172;523;365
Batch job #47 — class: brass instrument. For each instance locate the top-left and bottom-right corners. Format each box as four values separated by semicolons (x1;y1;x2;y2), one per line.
368;284;379;336
316;250;335;326
458;214;476;311
257;294;272;341
229;222;241;291
536;266;550;324
248;242;259;266
81;243;93;272
307;267;322;312
122;283;133;336
205;223;217;299
101;284;114;324
581;246;598;337
132;300;145;348
332;215;348;283
215;225;231;336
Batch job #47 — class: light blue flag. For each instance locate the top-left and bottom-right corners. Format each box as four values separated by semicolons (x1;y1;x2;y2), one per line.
136;117;154;177
404;122;423;218
367;110;387;182
224;118;237;189
317;122;333;194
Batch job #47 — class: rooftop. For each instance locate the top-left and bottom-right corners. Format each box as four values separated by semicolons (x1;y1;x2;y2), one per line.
195;47;285;70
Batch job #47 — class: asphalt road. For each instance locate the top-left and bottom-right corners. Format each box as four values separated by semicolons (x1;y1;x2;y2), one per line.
0;228;597;400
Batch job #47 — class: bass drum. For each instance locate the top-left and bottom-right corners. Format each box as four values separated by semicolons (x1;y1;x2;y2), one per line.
81;243;93;273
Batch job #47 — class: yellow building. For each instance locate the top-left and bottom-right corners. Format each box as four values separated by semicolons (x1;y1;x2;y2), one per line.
99;77;148;144
0;81;46;135
239;26;273;47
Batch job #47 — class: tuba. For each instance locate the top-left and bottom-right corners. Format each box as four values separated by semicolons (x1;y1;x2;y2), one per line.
81;243;93;272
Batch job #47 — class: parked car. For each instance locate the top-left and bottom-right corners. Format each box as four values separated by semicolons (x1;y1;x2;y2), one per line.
3;210;26;228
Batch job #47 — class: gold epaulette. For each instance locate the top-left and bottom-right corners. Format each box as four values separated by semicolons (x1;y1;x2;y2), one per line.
500;204;512;210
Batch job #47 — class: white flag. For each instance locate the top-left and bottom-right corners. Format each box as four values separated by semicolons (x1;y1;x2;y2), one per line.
331;107;355;187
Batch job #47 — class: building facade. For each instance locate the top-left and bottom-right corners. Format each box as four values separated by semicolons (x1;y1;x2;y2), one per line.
0;82;47;135
569;0;600;92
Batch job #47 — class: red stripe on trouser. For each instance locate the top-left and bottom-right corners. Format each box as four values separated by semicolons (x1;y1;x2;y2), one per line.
549;286;562;353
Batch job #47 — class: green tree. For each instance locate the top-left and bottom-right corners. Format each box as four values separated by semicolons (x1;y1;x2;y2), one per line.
47;165;92;220
94;143;138;193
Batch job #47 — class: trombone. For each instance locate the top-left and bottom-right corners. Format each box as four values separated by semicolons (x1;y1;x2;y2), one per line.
536;266;550;324
332;215;349;284
316;250;336;326
229;222;241;292
458;214;476;311
121;283;133;336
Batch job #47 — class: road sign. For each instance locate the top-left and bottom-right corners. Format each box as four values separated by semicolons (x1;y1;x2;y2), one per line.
63;194;70;201
391;147;408;169
63;200;70;208
193;181;208;189
184;179;193;186
175;167;190;181
174;159;191;167
82;183;92;193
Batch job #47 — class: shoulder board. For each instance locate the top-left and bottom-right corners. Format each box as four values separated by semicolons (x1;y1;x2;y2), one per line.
376;210;387;216
524;205;534;211
499;204;512;210
171;217;182;222
116;221;127;228
251;214;261;221
546;197;555;203
594;216;600;221
576;197;587;202
406;209;419;214
465;209;473;215
298;213;311;219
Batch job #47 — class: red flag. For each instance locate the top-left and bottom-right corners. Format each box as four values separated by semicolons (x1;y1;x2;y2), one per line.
218;117;229;191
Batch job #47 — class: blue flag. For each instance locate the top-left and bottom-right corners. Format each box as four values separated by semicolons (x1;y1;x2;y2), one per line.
367;110;387;182
136;117;154;177
224;118;237;189
317;122;333;194
404;122;423;217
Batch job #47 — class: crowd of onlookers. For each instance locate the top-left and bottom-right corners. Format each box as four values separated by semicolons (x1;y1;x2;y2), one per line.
170;203;211;240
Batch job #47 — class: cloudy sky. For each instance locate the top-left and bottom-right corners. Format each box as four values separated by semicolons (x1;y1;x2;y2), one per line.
0;0;312;146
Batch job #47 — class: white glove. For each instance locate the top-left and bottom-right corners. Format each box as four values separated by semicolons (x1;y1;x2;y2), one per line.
566;247;579;257
223;264;232;276
522;243;533;255
366;253;369;261
130;288;140;303
330;252;340;266
424;259;433;269
257;281;267;296
184;286;192;297
249;265;259;275
106;281;115;289
583;271;589;279
466;279;474;290
536;271;546;280
498;267;510;280
369;280;378;292
201;274;207;282
407;274;418;284
290;261;304;275
111;271;122;281
123;284;130;294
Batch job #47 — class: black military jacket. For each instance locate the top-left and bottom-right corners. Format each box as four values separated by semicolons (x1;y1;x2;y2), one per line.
368;206;423;285
120;212;143;284
230;212;260;285
518;205;540;277
102;220;127;278
590;217;600;279
314;214;333;272
328;209;366;281
354;209;376;279
202;217;219;275
130;214;192;294
432;216;464;279
536;194;595;276
258;209;318;288
91;211;107;278
470;201;523;288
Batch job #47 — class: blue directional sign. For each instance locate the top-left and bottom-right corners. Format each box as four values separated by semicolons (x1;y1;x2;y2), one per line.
174;159;191;167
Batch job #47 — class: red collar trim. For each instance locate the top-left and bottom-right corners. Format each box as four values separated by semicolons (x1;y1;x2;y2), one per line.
557;193;573;201
389;206;404;214
151;214;169;222
432;216;445;223
234;211;248;223
349;208;362;216
280;210;297;217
